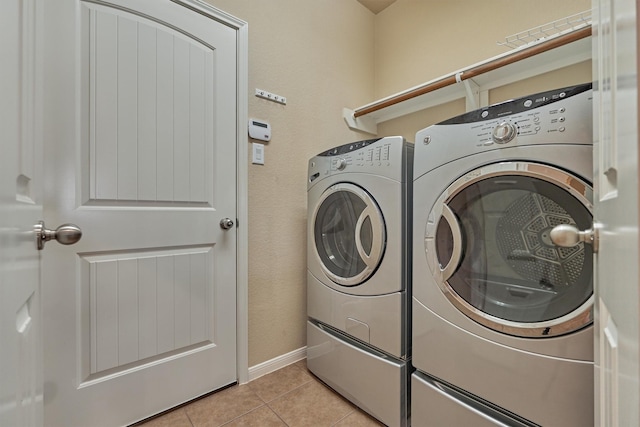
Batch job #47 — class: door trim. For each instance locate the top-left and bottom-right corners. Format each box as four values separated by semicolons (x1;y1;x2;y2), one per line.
172;0;249;384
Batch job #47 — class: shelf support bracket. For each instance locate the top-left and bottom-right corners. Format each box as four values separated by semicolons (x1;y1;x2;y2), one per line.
456;72;480;111
343;108;377;135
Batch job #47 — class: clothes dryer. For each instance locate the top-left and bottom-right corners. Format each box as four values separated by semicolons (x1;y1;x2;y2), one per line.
306;136;412;427
411;84;594;426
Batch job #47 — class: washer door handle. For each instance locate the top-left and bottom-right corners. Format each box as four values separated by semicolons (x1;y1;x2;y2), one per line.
354;205;384;269
439;204;463;280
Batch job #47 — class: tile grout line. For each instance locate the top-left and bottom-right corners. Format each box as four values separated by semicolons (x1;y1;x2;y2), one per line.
184;407;196;427
215;375;313;427
263;374;360;427
330;408;358;427
217;403;272;427
268;404;291;427
260;377;320;426
260;375;316;404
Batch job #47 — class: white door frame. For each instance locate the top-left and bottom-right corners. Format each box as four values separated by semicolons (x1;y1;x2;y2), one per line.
172;0;249;384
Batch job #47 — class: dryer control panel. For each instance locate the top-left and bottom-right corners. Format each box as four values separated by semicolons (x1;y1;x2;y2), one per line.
433;83;592;148
414;83;593;174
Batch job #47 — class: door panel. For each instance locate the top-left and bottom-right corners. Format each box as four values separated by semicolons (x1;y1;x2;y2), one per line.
592;0;639;424
85;4;215;204
79;247;215;377
43;1;238;425
0;0;44;425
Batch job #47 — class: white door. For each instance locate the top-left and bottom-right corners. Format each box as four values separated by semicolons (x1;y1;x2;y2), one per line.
0;0;44;425
42;0;238;425
592;0;639;425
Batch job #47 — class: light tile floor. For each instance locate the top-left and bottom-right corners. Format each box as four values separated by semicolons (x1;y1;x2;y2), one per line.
137;360;384;427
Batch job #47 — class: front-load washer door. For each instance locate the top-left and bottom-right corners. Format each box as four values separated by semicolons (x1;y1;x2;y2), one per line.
313;183;386;287
425;161;593;337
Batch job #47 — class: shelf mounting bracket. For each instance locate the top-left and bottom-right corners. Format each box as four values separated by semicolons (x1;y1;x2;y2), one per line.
343;108;377;135
456;72;480;111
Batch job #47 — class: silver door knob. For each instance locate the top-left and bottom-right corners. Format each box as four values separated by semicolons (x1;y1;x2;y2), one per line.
220;218;235;230
550;224;599;253
34;221;82;250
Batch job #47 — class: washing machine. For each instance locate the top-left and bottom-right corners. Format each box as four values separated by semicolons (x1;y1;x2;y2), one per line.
411;83;594;426
306;136;413;427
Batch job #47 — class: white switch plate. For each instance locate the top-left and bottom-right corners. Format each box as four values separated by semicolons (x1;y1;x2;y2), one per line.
252;143;265;165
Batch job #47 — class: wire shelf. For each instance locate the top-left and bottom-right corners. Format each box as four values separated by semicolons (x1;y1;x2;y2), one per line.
497;10;591;49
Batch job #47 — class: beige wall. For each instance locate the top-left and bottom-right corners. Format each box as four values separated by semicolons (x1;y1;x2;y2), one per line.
375;0;592;140
374;0;591;98
203;0;592;368
203;0;375;366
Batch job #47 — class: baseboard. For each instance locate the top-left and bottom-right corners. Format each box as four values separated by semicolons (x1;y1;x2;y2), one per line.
246;346;307;383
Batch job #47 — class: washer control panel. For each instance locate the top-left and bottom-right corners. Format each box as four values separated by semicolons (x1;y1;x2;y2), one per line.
330;142;392;171
307;136;409;188
315;137;395;171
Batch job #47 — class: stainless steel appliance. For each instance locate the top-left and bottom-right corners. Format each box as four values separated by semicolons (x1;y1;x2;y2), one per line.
306;136;413;427
412;83;594;426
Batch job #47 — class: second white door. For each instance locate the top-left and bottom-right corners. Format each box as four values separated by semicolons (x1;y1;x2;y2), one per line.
42;1;238;425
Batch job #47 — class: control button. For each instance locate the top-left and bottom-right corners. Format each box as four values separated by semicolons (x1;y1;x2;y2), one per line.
559;107;566;113
535;126;541;131
559;127;566;132
524;99;533;107
481;111;489;118
423;136;431;145
559;117;566;122
492;122;517;144
533;116;540;123
559;92;566;98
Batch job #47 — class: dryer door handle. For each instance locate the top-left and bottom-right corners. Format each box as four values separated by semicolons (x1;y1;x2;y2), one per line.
439;204;463;280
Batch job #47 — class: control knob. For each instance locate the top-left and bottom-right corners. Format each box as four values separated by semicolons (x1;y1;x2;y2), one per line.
336;158;347;170
492;122;517;144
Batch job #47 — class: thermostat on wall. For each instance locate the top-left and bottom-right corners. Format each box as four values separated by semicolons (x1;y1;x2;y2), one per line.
248;118;271;142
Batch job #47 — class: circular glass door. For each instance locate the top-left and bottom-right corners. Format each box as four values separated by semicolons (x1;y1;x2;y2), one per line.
313;183;386;286
426;162;593;337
